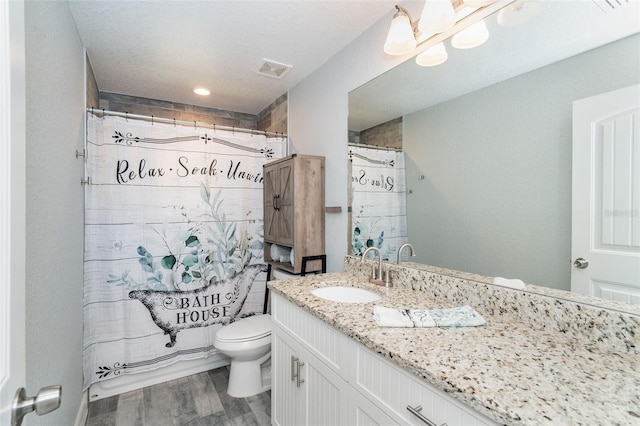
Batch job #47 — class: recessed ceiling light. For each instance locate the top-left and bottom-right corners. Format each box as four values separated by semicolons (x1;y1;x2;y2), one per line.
194;88;210;96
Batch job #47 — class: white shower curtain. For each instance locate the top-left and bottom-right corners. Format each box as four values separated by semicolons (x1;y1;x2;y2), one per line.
349;145;408;261
83;114;285;389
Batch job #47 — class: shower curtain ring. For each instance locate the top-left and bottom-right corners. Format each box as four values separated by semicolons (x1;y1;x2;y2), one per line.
125;112;128;122
194;121;197;129
173;118;176;127
151;115;154;126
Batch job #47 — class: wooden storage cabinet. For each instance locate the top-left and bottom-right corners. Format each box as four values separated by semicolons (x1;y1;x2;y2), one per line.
263;154;325;274
271;293;498;426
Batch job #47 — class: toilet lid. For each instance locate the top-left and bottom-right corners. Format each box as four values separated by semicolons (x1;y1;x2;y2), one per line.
216;314;272;342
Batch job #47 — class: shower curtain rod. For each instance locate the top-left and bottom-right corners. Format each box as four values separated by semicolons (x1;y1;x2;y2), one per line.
87;108;288;139
348;142;403;152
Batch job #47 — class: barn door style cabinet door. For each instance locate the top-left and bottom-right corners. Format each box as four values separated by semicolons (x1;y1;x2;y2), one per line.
263;154;325;274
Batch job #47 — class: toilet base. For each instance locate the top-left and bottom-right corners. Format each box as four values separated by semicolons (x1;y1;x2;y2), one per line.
226;353;271;398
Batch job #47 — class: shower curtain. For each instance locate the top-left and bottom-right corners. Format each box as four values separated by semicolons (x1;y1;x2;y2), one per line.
349;145;408;261
83;113;285;389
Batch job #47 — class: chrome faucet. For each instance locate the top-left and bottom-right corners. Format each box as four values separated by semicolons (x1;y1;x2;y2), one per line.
361;247;391;287
396;243;415;264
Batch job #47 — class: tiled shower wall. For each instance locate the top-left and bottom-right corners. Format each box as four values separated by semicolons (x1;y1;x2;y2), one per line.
256;92;287;135
98;92;259;130
349;116;402;149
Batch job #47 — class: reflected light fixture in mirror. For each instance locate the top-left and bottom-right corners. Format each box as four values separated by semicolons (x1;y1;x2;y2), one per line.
451;19;490;49
415;42;448;66
384;6;417;55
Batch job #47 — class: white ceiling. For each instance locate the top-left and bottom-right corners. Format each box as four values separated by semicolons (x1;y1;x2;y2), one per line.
349;0;640;130
68;0;397;115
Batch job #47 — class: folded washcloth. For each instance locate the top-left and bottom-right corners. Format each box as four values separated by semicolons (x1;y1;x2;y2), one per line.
493;277;527;290
373;305;486;328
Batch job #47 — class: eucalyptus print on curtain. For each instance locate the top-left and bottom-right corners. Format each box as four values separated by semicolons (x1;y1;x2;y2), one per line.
83;113;285;389
349;145;408;261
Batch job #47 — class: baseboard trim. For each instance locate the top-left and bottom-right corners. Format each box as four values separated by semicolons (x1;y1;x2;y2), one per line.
89;355;229;401
74;390;88;426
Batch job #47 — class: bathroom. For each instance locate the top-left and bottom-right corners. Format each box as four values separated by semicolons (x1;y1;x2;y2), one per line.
2;0;639;425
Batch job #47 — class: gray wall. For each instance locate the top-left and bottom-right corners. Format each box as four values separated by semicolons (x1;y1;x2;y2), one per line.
25;1;85;424
404;34;640;290
288;8;408;271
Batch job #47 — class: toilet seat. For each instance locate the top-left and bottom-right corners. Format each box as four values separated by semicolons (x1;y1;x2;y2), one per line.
216;314;271;342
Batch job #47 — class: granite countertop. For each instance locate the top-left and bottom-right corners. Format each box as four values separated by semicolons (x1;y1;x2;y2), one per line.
268;272;640;425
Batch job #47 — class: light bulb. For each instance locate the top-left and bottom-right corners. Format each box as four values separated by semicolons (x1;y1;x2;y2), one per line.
384;8;417;55
451;19;489;49
418;0;456;35
416;42;448;67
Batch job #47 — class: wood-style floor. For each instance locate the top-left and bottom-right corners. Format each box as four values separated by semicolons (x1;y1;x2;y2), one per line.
85;366;271;426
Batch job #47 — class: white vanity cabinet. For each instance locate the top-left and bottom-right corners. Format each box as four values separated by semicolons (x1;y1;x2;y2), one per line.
271;293;497;426
271;294;353;426
351;344;497;426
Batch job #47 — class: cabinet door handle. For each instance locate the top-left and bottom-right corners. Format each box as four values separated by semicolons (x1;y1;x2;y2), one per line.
296;359;305;388
273;194;280;211
290;355;297;382
406;405;447;426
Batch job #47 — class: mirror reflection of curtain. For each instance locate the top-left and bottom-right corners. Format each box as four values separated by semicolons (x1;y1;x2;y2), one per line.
349;145;407;260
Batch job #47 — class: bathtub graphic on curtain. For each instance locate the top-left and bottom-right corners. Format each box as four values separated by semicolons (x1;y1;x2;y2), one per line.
83;113;285;389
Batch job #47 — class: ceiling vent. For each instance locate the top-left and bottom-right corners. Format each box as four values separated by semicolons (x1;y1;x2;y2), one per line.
592;0;630;13
254;59;293;79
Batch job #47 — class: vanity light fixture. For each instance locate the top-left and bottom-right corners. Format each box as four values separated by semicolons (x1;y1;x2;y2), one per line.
193;88;210;96
382;0;536;67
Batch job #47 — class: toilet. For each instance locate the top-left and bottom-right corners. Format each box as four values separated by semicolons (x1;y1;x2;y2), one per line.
213;314;272;398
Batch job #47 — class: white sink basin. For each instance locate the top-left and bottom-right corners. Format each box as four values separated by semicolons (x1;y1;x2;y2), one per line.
311;284;381;303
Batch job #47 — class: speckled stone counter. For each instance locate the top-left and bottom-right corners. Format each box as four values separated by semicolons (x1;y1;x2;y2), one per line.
268;266;640;425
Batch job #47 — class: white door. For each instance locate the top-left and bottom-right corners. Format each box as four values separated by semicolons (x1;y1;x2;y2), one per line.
0;0;27;424
571;84;640;303
1;3;61;425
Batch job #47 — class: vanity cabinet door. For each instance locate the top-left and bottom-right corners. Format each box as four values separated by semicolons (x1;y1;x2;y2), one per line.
301;344;351;426
272;323;351;426
350;387;400;426
272;329;304;426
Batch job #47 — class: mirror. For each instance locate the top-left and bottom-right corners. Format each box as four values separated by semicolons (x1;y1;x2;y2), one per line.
348;119;408;260
348;0;640;311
